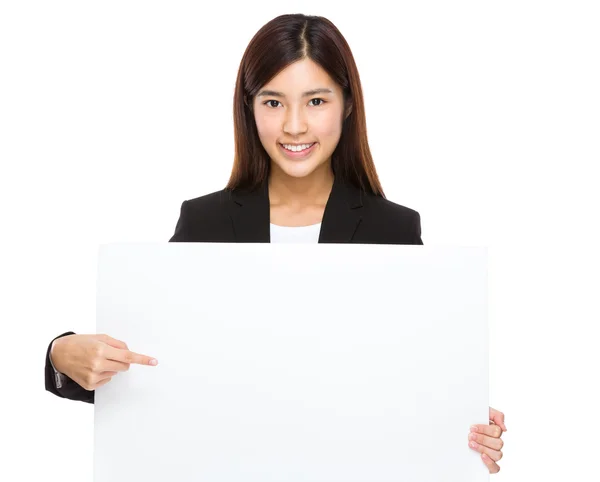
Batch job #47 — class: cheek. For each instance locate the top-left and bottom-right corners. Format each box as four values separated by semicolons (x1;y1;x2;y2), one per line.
254;113;278;142
314;111;343;140
254;121;267;141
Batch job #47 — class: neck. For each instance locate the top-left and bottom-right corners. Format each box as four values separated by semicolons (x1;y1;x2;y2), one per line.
268;162;334;207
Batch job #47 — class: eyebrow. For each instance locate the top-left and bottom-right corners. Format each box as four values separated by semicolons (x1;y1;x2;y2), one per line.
256;88;334;98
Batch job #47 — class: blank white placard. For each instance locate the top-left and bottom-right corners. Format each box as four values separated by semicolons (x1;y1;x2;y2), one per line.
94;243;489;482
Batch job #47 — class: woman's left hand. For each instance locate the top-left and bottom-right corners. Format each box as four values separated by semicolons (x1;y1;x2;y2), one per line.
468;406;507;474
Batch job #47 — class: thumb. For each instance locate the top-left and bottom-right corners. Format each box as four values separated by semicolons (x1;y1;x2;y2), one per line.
489;407;507;432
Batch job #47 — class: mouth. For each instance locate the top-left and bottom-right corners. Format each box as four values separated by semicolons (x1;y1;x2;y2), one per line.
278;142;317;159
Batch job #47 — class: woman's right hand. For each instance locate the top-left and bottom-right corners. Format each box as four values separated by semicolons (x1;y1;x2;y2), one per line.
50;334;158;391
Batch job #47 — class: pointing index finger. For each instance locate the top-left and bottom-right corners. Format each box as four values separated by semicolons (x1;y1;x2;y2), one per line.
106;346;158;366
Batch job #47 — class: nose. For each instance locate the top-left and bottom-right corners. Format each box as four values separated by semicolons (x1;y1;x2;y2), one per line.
283;105;308;136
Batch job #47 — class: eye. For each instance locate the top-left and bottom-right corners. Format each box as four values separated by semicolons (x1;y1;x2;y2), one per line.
263;100;281;108
262;98;327;108
309;98;326;106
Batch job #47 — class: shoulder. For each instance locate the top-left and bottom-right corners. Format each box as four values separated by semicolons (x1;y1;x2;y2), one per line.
169;188;233;242
359;192;423;244
364;192;421;227
181;188;232;212
367;194;420;219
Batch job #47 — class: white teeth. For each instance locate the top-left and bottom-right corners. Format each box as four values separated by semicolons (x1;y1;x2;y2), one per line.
282;143;314;152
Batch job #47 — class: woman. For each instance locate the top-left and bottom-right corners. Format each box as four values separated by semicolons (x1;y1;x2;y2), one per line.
45;13;506;473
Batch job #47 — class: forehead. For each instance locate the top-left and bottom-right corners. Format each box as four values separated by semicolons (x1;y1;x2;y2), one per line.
260;58;338;94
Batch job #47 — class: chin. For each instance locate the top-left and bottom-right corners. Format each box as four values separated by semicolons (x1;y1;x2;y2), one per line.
271;155;331;180
275;159;325;179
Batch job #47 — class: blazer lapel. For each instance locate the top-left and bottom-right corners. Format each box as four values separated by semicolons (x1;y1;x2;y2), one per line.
228;181;271;243
228;177;364;243
318;177;363;243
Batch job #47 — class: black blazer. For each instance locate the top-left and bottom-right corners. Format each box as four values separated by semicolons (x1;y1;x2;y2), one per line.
44;177;423;403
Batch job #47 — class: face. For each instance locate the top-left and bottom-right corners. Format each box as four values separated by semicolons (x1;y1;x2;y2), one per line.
252;58;349;181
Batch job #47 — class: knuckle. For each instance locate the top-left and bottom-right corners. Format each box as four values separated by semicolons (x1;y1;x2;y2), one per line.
90;359;102;372
81;377;94;391
93;344;104;358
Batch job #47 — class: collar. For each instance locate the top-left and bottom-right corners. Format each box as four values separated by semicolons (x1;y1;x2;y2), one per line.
228;176;364;243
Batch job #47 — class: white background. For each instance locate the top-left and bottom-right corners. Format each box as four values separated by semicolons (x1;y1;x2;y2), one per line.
0;1;598;480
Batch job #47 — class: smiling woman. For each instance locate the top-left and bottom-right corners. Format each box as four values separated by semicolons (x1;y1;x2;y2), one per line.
228;14;378;199
44;11;506;475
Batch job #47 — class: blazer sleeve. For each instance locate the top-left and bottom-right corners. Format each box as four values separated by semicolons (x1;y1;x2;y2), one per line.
45;205;188;404
44;331;95;403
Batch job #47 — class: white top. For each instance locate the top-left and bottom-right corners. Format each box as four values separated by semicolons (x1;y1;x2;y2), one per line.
270;222;322;243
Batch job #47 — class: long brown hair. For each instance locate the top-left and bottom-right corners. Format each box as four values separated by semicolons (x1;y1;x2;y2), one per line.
225;13;385;198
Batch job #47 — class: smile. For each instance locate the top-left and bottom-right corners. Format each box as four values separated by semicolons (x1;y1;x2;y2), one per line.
281;142;316;152
278;142;317;159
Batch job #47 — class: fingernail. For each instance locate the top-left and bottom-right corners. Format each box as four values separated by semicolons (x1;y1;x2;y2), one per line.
470;425;478;432
150;359;158;366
